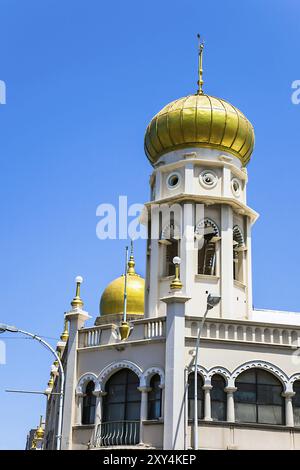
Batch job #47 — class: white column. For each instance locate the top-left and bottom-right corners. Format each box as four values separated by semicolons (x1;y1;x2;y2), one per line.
90;391;106;447
203;385;213;421
225;387;237;422
184;162;194;193
138;386;151;444
180;203;194;298
155;170;162;200
220;205;233;318
159;384;165;419
75;392;83;425
147;211;160;318
94;391;106;428
161;293;190;450
61;309;90;450
222;166;232;198
246;216;253;319
283;392;295;427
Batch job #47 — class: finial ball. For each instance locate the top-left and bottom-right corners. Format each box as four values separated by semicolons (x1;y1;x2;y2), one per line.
173;256;181;265
75;275;83;284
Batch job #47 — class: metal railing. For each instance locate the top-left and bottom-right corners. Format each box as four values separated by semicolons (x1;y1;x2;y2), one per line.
94;421;140;447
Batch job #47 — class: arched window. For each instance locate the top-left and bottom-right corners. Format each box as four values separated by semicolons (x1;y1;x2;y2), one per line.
103;369;141;422
235;369;284;425
161;219;180;276
195;219;219;276
101;369;141;445
188;374;204;420
233;225;245;282
211;375;227;421
148;374;162;420
82;381;96;425
293;381;300;426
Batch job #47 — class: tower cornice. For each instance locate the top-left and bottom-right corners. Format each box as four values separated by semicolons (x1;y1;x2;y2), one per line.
144;194;259;224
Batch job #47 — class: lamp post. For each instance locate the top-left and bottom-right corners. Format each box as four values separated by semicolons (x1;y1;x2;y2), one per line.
193;294;221;450
0;323;65;450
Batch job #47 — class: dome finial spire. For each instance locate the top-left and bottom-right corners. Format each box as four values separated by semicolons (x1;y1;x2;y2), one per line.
197;33;204;95
127;240;135;274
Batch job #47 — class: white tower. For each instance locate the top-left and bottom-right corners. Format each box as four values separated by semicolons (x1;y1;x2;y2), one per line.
144;42;258;323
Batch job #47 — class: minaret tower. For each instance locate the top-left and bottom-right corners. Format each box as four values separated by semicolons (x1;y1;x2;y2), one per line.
144;38;258;321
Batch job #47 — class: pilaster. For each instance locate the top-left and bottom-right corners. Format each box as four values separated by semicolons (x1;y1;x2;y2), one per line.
161;292;190;450
61;308;90;450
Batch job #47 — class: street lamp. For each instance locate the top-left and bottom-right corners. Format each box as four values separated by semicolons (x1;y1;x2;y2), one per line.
0;323;65;450
193;293;221;450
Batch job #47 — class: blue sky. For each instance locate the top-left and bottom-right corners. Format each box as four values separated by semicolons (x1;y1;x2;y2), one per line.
0;0;299;449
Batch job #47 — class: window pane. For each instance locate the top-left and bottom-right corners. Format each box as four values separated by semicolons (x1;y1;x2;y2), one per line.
235;403;257;423
127;383;140;401
257;384;282;405
257;370;280;386
148;400;161;420
294;407;300;426
236;370;256;384
212;401;226;421
188;398;203;420
109;370;127;385
188;375;204;399
103;370;141;423
125;402;141;421
293;382;300;407
127;371;140;385
211;375;226;401
104;403;125;421
257;405;283;425
235;383;256;403
107;384;126;403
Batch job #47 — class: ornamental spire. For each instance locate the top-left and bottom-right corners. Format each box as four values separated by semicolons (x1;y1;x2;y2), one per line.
127;240;135;275
71;276;84;309
197;33;204;95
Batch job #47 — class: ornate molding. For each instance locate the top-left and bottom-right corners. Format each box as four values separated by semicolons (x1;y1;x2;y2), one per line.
195;218;220;237
189;365;208;380
98;360;143;389
231;360;289;390
161;222;181;240
76;372;99;394
233;224;245;247
141;366;165;388
288;373;300;393
207;366;231;386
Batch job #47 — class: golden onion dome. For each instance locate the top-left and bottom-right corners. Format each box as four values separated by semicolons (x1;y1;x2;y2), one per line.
100;251;145;316
144;93;254;167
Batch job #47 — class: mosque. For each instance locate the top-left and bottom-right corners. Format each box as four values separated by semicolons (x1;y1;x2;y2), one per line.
31;42;300;450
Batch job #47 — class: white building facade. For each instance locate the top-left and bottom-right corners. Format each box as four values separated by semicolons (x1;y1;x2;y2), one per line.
43;69;300;451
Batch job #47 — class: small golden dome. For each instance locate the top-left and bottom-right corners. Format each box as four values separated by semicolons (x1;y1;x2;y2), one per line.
35;426;44;440
100;252;145;316
144;94;254;166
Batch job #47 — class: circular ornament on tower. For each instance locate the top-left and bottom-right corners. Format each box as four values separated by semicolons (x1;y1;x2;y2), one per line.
199;170;218;189
167;172;181;190
231;177;241;197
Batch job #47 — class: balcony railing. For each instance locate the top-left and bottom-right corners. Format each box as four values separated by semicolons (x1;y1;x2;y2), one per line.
94;421;140;447
79;318;166;349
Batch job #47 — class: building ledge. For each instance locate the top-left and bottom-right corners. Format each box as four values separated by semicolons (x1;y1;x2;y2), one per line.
189;419;300;432
143;419;164;425
73;424;94;430
195;274;220;282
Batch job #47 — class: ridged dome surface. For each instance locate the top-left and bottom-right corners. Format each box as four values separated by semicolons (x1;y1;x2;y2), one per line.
144;94;254;166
